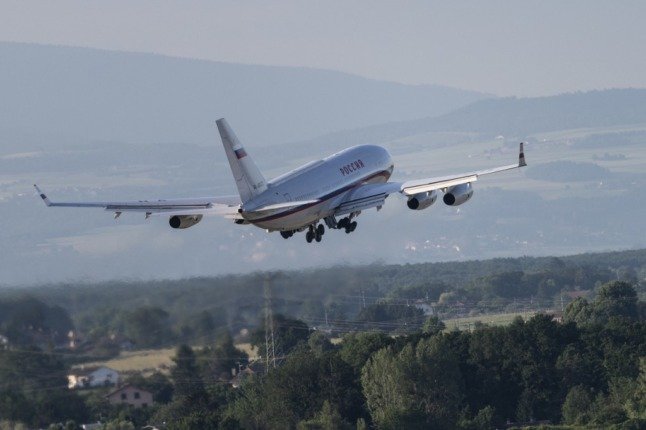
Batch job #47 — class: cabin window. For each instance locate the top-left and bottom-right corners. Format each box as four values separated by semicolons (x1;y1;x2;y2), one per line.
121;393;127;400
134;392;140;399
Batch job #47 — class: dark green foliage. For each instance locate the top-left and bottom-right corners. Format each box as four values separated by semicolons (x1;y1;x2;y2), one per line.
0;348;87;427
361;335;464;429
595;281;639;322
297;400;353;430
124;306;172;348
0;295;73;346
0;252;644;428
152;344;224;429
388;282;448;301
250;314;310;355
338;331;393;371
561;385;593;424
170;344;206;402
307;331;335;356
356;302;424;326
225;345;363;428
422;315;446;335
197;329;248;383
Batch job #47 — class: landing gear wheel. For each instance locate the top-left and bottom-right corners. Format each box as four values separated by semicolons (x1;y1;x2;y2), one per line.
280;231;292;239
306;231;314;243
316;224;325;236
350;221;357;232
315;233;322;242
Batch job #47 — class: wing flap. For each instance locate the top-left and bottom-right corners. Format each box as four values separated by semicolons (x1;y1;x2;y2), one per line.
333;182;399;216
150;207;243;219
34;185;240;214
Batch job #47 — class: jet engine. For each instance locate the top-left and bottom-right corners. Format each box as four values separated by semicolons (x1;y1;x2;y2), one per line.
443;183;473;206
407;191;437;210
169;215;203;229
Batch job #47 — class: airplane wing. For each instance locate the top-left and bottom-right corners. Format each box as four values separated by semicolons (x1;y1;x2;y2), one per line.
333;142;526;215
34;185;241;218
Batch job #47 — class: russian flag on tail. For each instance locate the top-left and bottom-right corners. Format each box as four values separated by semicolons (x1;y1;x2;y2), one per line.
234;148;247;159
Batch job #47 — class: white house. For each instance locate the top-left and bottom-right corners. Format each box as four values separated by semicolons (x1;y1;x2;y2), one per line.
68;366;120;389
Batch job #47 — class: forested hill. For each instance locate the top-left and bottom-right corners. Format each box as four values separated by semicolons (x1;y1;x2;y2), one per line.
293;88;646;150
0;249;644;428
3;248;645;331
0;42;485;148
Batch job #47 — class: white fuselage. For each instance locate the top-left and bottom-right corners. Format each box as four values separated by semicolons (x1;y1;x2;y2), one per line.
241;145;394;231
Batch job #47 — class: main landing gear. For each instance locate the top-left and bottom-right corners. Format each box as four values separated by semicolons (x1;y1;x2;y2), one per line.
280;214;359;244
336;217;357;234
280;230;294;239
305;224;325;243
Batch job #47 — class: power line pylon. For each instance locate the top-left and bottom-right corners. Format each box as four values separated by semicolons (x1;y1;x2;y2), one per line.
263;275;276;373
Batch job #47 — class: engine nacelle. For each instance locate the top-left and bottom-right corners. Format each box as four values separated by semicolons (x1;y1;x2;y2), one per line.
169;215;203;229
407;191;438;210
443;183;474;206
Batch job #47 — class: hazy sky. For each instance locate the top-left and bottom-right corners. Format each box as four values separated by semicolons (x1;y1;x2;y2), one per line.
2;0;646;97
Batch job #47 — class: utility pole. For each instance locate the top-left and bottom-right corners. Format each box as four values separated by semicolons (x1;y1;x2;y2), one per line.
324;307;329;330
263;275;276;373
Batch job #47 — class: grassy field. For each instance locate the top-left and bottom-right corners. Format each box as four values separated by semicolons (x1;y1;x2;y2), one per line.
79;311;543;374
442;311;541;331
78;343;259;374
76;347;176;374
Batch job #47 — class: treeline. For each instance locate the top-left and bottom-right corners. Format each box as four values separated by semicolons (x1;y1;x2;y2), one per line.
1;250;644;351
2;281;642;429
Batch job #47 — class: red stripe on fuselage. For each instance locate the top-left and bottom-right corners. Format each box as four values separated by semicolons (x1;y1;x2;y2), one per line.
246;170;392;223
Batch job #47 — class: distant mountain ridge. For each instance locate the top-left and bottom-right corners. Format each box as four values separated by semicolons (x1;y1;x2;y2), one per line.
0;42;487;147
289;88;646;152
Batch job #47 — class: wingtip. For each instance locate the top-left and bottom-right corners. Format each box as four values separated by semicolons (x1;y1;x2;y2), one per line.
519;142;527;167
34;184;52;206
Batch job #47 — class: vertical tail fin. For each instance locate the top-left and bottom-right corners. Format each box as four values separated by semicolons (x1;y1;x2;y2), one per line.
216;118;268;203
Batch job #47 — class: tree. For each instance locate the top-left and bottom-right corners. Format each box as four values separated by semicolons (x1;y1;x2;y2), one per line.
481;271;525;299
338;332;393;371
0;347;87;427
308;331;334;356
556;344;604;390
356;303;424;327
361;336;464;429
250;314;310;355
422;316;446;335
171;344;206;402
153;345;220;429
561;385;593;425
199;329;247;383
124;306;172;348
593;281;639;323
297;400;352;430
625;357;646;420
563;297;593;326
226;346;362;428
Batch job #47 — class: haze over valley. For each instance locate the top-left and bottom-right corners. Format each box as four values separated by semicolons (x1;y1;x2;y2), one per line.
2;43;646;285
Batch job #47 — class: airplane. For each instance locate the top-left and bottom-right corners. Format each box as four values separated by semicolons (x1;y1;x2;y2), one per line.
35;118;527;243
